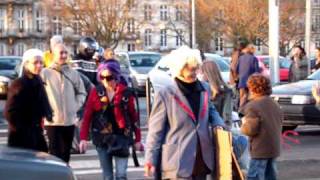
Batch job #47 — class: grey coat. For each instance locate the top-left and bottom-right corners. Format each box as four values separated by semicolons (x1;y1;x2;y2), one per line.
145;81;225;179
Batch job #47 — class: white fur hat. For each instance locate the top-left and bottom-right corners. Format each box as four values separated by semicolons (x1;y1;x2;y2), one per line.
22;48;44;64
168;45;202;78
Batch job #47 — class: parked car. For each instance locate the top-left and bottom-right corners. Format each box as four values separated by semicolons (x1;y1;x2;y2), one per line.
0;146;76;180
271;69;320;130
147;53;230;99
0;56;22;99
256;55;291;82
115;51;161;93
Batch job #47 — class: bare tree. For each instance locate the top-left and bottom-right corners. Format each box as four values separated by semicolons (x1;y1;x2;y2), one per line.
42;0;139;49
195;0;305;54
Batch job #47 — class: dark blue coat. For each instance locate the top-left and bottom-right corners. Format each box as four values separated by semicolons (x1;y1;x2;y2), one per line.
236;53;260;88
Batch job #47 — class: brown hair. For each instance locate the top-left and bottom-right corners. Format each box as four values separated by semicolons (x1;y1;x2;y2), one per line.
201;60;229;99
247;74;272;96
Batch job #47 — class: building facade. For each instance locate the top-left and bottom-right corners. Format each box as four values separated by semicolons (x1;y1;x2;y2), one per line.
0;0;47;56
0;0;190;56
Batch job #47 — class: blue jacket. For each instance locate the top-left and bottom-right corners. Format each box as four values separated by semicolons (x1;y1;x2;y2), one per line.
145;81;224;179
236;53;260;88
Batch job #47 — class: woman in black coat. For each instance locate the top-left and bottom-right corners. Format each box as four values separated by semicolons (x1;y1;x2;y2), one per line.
4;49;52;152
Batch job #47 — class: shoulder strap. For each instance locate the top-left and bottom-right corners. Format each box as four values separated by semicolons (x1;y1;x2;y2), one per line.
51;67;85;95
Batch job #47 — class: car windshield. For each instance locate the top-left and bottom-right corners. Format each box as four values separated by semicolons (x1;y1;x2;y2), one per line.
261;57;291;69
129;54;161;67
307;69;320;80
0;58;21;70
205;55;230;72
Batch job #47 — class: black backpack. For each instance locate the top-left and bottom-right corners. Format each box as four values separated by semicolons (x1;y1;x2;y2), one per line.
90;84;140;165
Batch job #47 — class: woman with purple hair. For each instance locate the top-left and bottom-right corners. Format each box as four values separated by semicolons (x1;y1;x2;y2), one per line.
79;61;143;180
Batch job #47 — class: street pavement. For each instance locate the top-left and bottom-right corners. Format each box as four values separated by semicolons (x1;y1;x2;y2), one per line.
0;99;320;179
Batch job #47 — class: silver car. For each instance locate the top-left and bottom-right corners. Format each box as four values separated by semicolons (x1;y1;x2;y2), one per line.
115;51;161;93
0;56;22;99
148;53;230;95
0;146;76;180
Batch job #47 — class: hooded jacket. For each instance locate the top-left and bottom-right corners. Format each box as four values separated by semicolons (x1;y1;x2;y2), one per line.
41;63;87;126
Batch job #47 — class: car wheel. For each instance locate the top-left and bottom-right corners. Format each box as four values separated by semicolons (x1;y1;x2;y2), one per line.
282;125;298;132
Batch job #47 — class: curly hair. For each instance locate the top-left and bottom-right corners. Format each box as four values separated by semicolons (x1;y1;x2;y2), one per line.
247;74;272;96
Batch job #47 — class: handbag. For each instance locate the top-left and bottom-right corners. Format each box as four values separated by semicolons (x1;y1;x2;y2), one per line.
106;134;133;157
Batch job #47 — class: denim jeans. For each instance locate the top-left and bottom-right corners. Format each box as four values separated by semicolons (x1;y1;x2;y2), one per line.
247;158;277;180
96;146;128;180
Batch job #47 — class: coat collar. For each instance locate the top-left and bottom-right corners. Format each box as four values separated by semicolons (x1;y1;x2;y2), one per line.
171;80;208;123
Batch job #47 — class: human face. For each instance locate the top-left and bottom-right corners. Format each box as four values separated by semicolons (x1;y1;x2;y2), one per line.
179;61;199;83
100;69;116;88
292;47;301;57
316;49;320;59
53;44;68;65
25;56;44;75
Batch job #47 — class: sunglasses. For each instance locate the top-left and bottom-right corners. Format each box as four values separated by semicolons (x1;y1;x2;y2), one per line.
100;75;115;81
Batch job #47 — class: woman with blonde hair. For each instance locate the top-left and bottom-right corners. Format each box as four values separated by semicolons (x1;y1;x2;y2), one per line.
201;60;233;127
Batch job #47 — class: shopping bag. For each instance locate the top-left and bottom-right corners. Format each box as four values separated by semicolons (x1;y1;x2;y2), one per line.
214;128;244;180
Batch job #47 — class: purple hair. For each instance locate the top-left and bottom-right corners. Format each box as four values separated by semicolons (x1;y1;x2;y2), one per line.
97;59;121;82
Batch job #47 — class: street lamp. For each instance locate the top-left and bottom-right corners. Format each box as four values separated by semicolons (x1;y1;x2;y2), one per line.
191;0;196;48
269;0;280;85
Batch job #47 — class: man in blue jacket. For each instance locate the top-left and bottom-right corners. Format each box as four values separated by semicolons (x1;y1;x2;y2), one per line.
236;42;260;109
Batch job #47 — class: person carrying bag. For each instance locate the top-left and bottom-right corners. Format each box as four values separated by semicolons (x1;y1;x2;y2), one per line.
79;61;143;180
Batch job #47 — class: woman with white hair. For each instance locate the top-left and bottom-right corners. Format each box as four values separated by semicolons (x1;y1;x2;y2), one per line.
4;49;53;152
145;46;225;179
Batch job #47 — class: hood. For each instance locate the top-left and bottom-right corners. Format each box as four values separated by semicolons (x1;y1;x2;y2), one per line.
272;80;316;95
0;70;17;79
131;67;153;74
0;146;66;167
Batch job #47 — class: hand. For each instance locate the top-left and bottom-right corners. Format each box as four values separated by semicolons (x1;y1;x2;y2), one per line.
134;142;144;152
312;85;320;104
144;162;155;177
79;140;88;154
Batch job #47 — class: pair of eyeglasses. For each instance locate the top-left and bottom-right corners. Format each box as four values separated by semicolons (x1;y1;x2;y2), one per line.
100;75;114;81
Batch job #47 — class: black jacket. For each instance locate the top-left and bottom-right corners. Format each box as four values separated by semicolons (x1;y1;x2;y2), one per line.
4;73;52;152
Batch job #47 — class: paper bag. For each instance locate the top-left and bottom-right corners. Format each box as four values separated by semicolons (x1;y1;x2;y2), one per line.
214;128;244;180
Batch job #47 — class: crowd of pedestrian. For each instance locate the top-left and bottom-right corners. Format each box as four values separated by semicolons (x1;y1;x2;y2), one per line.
6;34;320;180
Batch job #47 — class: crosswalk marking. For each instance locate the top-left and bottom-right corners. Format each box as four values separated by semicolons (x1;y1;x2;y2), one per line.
0;125;148;179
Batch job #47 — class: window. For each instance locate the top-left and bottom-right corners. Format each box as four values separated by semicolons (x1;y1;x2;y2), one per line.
215;37;224;51
255;38;262;51
0;44;6;56
127;18;135;33
35;9;44;32
144;29;152;47
54;0;61;7
52;16;62;35
160;5;168;21
36;43;45;51
160;29;167;47
16;43;26;56
128;43;135;51
127;0;135;9
299;40;305;48
144;4;152;21
175;5;183;21
17;9;25;31
176;29;183;46
0;9;5;32
313;15;320;31
316;39;320;48
73;18;81;35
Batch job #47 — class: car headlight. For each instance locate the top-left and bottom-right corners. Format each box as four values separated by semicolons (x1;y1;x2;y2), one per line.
0;75;10;83
291;95;315;104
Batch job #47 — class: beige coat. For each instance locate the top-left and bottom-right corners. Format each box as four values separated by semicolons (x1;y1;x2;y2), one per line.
41;64;86;126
